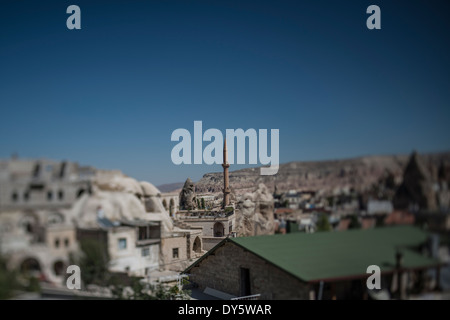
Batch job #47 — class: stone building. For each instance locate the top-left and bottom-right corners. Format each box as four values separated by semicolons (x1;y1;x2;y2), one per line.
174;173;236;251
0;158;207;285
0;158;94;210
68;172;205;275
175;209;235;251
184;226;441;300
0;158;94;284
160;192;179;217
0;209;77;284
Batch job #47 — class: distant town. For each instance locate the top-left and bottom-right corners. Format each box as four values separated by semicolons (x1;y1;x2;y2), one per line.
0;147;449;300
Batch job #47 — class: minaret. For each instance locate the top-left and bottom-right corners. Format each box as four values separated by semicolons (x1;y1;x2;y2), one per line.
222;139;230;207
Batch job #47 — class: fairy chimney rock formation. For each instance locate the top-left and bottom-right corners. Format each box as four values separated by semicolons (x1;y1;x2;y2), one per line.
179;178;197;210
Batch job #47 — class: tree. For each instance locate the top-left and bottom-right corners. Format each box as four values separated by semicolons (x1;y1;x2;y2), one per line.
348;215;361;229
70;239;110;287
0;254;19;299
316;214;332;232
327;196;334;207
201;198;205;209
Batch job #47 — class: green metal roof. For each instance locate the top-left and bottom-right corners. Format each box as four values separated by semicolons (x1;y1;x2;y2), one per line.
186;226;440;282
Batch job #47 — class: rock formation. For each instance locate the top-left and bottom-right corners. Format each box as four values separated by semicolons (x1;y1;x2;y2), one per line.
393;152;438;211
179;178;197;210
68;171;174;234
194;152;450;196
235;183;275;236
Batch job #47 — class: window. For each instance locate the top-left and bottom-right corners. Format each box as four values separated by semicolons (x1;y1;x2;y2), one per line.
172;248;179;259
64;238;69;247
47;191;53;201
58;190;64;201
54;238;60;248
138;226;150;240
193;237;201;253
229;223;233;234
11;192;18;202
33;163;41;178
138;225;159;240
53;261;64;276
214;222;224;237
24;191;29;202
118;238;127;250
141;247;150;257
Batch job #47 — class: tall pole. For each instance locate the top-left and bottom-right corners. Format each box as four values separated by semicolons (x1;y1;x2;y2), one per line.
222;139;230;208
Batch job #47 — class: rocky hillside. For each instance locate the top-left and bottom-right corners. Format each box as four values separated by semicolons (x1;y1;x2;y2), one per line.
157;182;185;193
194;152;450;196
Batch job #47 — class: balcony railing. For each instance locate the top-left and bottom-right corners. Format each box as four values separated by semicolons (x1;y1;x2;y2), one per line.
231;294;261;300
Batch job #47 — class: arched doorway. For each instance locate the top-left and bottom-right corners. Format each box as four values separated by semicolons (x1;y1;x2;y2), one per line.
169;198;175;215
53;261;65;276
213;222;225;237
20;258;41;276
192;236;202;253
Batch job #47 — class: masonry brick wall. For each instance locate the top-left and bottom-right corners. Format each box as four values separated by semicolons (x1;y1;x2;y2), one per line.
188;241;311;300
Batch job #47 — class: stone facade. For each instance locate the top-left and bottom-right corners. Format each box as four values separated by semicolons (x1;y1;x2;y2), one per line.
178;217;234;238
201;236;224;251
0;159;93;210
106;227;159;276
187;240;311;300
175;211;236;251
46;225;77;256
160;192;179;216
0;158;210;285
161;234;189;271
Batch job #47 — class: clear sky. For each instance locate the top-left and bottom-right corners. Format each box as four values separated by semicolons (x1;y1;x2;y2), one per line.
1;0;449;186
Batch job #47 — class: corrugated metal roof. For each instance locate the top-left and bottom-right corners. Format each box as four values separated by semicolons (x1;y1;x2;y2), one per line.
97;217;116;228
185;226;440;282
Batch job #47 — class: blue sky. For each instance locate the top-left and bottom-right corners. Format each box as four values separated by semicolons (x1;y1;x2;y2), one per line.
1;0;449;185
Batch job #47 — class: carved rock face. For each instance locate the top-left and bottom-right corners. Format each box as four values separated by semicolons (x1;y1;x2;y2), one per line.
179;178;197;210
394;152;438;211
236;183;274;236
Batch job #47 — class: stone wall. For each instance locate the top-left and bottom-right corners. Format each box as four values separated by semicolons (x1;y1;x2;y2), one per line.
180;217;234;237
161;235;189;271
0;159;92;210
188;240;311;300
201;236;225;251
46;226;78;255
